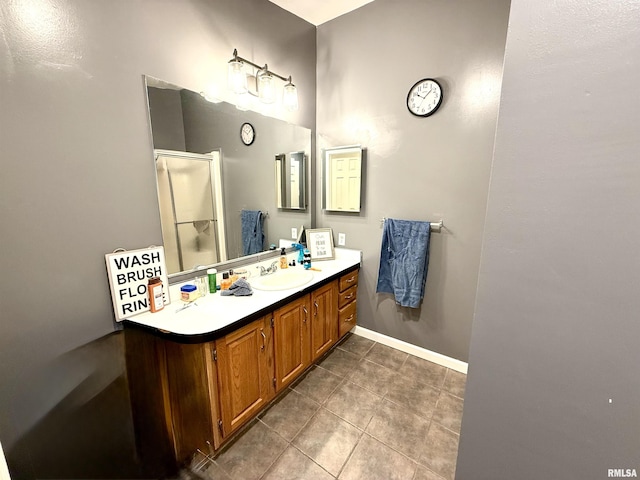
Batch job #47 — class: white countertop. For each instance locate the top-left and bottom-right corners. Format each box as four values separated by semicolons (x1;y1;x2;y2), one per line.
124;248;361;336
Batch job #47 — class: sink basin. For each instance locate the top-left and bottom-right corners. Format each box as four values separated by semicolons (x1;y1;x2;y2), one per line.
250;268;314;291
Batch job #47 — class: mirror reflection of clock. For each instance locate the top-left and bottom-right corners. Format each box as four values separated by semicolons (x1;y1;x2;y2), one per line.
406;78;443;117
240;122;255;145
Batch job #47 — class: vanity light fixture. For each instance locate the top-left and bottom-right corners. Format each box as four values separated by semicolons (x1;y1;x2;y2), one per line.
227;49;299;111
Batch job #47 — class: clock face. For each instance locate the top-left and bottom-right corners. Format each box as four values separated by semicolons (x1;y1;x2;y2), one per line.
407;78;443;117
240;122;255;145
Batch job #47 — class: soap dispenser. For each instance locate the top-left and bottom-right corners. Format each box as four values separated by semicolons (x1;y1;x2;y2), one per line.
279;248;288;269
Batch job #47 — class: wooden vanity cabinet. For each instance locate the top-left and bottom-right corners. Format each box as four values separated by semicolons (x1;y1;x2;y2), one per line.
214;315;275;439
310;280;338;361
338;270;358;338
273;295;311;391
126;268;359;474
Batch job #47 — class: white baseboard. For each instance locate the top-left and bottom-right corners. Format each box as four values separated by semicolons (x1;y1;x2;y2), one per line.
352;326;468;374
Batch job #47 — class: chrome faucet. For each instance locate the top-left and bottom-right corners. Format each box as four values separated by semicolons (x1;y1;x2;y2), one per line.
259;261;279;276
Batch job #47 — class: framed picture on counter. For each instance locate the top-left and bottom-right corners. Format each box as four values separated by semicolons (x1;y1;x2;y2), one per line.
306;228;335;261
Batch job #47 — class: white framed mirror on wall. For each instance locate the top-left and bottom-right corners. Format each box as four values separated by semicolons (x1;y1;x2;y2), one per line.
322;145;364;213
275;151;307;210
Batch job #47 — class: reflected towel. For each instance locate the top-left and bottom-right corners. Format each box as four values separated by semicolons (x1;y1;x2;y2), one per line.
376;218;431;308
192;220;211;235
241;210;264;255
221;278;253;296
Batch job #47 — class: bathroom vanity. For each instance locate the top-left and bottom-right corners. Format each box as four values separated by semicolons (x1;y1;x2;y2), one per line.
123;248;360;472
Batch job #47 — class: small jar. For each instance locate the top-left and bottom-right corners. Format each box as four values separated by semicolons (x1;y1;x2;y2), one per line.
180;284;198;302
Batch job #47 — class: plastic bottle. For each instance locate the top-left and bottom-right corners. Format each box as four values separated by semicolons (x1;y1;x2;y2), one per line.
229;269;239;283
148;277;164;313
280;248;288;269
303;249;312;270
292;243;305;264
207;268;217;294
220;272;231;290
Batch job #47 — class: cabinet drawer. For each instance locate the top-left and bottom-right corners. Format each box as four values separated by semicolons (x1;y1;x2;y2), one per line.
338;285;357;310
338;300;357;338
339;270;359;292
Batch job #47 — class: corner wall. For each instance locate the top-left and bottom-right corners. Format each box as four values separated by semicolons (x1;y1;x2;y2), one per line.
456;0;640;477
316;0;511;362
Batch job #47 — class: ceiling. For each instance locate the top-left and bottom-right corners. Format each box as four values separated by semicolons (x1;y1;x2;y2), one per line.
267;0;374;26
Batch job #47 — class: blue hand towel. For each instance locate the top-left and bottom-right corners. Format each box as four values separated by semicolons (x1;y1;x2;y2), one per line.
376;218;431;308
241;210;264;255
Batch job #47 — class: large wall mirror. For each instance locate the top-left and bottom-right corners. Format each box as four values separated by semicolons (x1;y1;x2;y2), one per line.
144;76;313;275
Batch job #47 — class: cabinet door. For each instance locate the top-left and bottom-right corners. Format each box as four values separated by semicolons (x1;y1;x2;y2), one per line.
215;316;275;438
311;280;338;361
273;295;311;391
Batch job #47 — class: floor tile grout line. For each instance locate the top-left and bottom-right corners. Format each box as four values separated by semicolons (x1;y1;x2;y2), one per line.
356;432;421;474
287;443;339;479
333;427;366;479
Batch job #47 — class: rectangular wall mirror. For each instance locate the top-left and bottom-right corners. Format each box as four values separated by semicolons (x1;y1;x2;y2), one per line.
323;145;364;213
275;151;307;210
145;75;313;275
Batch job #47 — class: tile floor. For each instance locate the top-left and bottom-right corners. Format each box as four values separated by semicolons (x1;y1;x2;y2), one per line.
191;333;466;480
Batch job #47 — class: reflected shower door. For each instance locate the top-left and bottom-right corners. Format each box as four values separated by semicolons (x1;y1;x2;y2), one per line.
155;150;226;273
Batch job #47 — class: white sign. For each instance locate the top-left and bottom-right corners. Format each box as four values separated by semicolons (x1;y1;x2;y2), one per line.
105;246;170;321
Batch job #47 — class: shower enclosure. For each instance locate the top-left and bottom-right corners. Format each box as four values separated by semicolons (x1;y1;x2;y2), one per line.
155;149;227;274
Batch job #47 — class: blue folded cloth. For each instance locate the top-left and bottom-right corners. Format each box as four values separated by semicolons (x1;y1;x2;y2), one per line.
241;210;264;255
376;218;431;308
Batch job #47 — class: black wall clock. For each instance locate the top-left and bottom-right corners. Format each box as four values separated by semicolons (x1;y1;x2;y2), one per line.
406;78;443;117
240;122;255;145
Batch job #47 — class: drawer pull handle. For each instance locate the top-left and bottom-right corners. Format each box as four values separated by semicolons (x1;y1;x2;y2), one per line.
346;277;355;283
314;300;319;316
346;315;354;322
260;329;266;351
344;293;353;300
303;306;308;323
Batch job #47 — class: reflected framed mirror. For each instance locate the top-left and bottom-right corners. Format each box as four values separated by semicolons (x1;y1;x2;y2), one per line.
322;145;364;213
275;151;307;210
144;75;313;276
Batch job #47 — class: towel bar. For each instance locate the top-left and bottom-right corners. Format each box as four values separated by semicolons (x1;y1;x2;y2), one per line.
380;217;443;232
239;210;269;217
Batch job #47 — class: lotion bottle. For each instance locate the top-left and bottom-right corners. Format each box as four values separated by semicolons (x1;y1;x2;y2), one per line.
148;277;164;312
279;248;288;269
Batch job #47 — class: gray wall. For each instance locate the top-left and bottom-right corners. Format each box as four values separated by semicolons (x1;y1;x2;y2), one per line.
316;0;511;362
0;0;315;477
456;1;640;478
